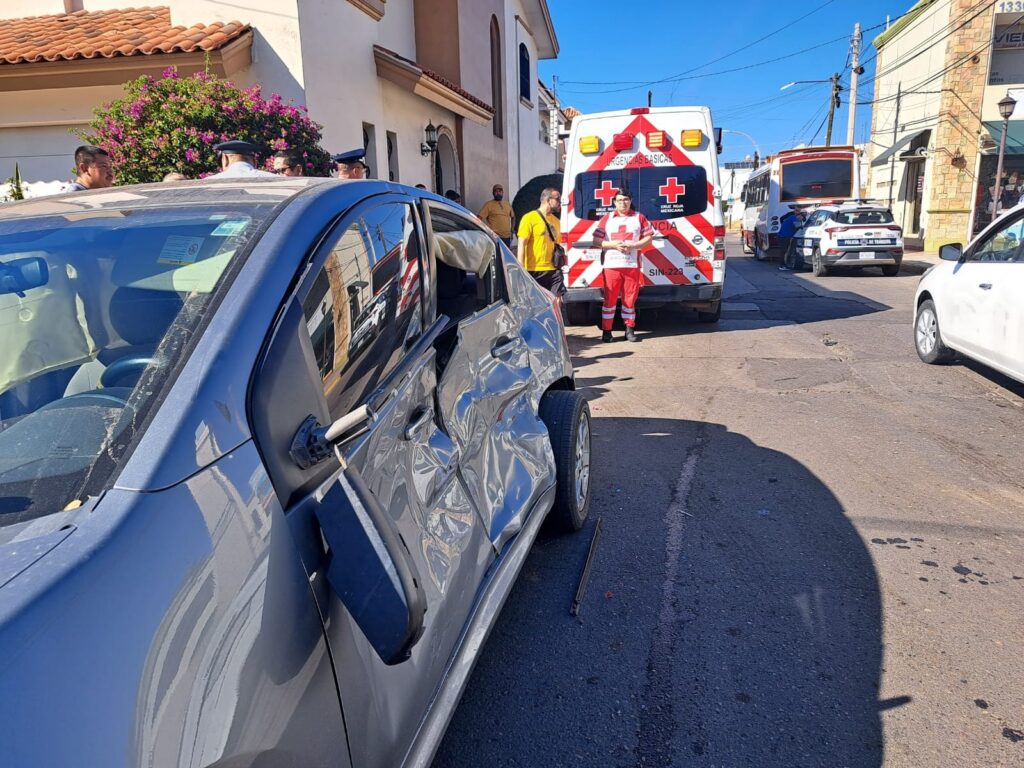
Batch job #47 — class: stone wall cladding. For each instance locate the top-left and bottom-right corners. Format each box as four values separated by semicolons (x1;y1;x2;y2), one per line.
925;0;995;250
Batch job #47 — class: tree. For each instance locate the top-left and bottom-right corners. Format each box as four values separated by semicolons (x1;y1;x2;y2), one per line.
2;163;25;201
79;67;332;183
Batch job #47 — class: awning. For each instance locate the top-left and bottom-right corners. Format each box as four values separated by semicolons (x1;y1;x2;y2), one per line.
982;121;1024;155
871;129;930;167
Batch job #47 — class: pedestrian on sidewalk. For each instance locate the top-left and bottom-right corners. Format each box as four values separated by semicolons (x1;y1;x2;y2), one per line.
479;183;515;246
66;145;114;191
593;188;653;343
516;187;565;296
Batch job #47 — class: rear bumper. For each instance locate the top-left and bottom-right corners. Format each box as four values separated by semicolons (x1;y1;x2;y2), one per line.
824;249;902;266
565;283;723;308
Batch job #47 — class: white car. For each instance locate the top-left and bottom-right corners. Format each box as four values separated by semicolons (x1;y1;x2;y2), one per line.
914;205;1024;383
790;203;904;276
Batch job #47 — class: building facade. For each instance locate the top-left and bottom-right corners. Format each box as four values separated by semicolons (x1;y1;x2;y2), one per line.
0;0;561;213
866;0;1024;250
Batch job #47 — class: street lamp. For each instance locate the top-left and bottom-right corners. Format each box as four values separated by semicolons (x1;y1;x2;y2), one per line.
420;121;438;156
993;93;1017;219
722;129;761;162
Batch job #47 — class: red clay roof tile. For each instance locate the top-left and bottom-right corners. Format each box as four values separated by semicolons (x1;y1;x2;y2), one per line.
0;6;250;65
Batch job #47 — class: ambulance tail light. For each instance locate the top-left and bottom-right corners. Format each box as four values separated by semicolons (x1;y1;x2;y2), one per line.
681;129;704;148
713;225;726;261
612;132;634;151
646;130;667;150
630;107;650;115
579;136;601;154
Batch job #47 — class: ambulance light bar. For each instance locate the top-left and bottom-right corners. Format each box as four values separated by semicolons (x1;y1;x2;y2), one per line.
579;136;601;154
681;130;704;148
646;131;667;150
612;132;634;150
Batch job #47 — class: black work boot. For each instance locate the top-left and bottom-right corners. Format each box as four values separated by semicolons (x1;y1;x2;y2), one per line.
602;330;613;343
625;327;638;342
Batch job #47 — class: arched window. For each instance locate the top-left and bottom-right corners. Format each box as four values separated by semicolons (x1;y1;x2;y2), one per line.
519;42;531;103
490;16;503;138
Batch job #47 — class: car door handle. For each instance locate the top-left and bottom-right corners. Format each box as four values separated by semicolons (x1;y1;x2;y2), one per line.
979;283;993;290
404;406;434;441
491;337;522;358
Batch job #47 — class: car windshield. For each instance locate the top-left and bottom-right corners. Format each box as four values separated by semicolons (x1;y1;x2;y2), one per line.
573;166;709;221
832;209;894;225
780;158;853;201
0;201;276;528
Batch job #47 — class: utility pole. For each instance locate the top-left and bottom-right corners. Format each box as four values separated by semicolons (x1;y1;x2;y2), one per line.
825;72;841;146
847;22;862;145
888;83;902;208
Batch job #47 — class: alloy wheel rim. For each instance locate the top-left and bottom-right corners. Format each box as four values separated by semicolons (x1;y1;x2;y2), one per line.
575;413;591;509
916;308;937;354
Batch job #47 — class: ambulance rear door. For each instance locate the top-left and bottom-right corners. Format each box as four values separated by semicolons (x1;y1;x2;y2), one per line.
563;108;725;300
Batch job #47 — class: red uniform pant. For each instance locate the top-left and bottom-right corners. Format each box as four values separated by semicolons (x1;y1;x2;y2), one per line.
601;267;641;330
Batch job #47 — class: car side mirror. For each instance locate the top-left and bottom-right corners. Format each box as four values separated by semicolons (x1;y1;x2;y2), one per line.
315;462;427;665
939;243;963;261
0;256;48;297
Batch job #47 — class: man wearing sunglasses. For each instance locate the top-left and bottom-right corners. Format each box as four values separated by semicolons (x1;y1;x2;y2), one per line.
272;150;305;177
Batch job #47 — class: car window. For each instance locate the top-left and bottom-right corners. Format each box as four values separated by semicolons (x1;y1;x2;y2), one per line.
428;207;502;324
573;166;709;221
779;158;854;201
301;202;423;421
833;209;894;225
0;203;275;528
971;215;1024;263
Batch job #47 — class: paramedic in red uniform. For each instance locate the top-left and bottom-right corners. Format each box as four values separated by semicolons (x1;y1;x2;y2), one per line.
593;189;654;343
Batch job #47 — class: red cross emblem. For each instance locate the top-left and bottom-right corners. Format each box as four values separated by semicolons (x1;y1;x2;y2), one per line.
659;177;686;204
613;224;634;241
594;180;618;206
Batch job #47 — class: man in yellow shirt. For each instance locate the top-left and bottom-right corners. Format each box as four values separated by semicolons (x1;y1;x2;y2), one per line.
516;187;563;294
479;184;515;245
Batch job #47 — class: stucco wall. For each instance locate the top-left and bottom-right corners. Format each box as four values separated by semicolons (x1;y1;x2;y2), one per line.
0;85;124;181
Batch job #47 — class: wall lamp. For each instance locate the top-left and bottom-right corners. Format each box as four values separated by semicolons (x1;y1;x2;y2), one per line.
420;122;438;156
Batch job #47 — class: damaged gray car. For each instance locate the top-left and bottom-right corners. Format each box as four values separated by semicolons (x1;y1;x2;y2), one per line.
0;178;592;767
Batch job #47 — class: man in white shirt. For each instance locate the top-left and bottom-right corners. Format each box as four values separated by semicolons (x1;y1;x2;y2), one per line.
593;189;654;343
208;140;276;178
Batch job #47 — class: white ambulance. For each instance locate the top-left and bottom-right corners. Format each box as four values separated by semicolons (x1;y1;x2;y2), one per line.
560;106;726;324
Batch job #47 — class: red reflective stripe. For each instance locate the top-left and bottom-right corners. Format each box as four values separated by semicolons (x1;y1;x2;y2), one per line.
694;259;714;281
568;258;591;284
643;247;691;285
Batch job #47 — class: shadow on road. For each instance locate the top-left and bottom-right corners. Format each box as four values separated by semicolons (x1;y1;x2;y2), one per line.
434;417;886;768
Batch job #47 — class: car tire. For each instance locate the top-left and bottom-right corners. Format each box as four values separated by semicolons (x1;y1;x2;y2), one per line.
811;247;830;277
754;235;768;261
697;301;721;323
539;390;591;532
915;299;955;365
742;232;754;254
881;263;901;276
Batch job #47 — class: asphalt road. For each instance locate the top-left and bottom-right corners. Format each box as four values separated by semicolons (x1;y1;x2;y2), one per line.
434;237;1024;768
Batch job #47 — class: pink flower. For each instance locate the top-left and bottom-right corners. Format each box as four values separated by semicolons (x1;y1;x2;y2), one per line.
185;148;198;162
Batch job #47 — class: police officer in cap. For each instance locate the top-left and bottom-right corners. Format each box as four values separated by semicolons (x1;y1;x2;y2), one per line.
332;148;369;179
209;140;277;178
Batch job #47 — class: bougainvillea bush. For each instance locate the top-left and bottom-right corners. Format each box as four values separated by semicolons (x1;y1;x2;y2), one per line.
79;67;333;183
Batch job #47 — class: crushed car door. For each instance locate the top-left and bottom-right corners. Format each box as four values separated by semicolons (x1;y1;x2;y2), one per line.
251;196;494;768
427;205;554;549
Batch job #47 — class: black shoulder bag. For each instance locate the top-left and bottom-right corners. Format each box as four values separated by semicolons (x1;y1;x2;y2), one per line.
539;211;566;270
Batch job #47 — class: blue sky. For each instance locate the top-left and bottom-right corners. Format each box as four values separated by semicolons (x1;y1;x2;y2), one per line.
539;0;910;163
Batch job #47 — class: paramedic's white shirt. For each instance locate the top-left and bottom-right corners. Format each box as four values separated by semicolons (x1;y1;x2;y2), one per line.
594;210;654;269
208;161;276;179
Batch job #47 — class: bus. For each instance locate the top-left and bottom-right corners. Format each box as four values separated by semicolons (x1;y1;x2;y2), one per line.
740;145;862;261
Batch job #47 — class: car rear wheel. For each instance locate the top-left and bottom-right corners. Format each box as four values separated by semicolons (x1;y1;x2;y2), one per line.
915;299;955;364
539;390;591;532
811;247;830;277
697;301;721;323
881;263;901;276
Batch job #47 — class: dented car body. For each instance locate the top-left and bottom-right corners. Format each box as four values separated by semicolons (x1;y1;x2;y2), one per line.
0;179;591;767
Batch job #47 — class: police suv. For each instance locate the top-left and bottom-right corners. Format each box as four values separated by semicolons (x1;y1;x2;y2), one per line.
791;202;904;276
560;106;726;324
